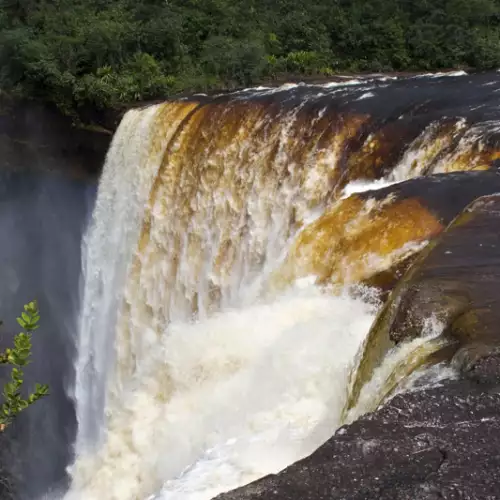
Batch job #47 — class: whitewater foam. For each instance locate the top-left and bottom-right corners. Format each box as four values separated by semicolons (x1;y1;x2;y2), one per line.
69;286;377;500
345;315;449;424
341;178;401;198
73;102;199;452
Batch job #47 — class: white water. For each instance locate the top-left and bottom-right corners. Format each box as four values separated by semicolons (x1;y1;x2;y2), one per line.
74;107;161;451
345;316;448;424
68;98;385;500
341;178;401;198
411;70;468;79
69;286;377;500
67;95;391;500
73;102;198;452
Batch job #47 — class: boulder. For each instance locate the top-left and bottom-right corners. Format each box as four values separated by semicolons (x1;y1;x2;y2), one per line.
384;194;500;346
348;193;500;412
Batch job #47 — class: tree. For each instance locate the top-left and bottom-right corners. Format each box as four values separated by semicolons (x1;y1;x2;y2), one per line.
2;0;500;115
0;301;49;431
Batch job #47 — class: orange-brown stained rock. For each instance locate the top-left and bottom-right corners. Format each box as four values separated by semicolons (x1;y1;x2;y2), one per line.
334;118;466;192
274;195;443;290
427;123;500;175
431;145;500;174
338;119;454;187
275;170;500;296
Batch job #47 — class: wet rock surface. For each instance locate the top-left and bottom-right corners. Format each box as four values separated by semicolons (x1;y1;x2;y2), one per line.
277;170;500;295
348;193;500;412
383;194;500;348
359;170;500;223
217;379;500;500
359;171;500;296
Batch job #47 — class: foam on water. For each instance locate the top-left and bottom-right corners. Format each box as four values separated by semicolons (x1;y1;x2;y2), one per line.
356;91;376;100
345;316;449;424
412;70;468;79
69;285;377;500
341;178;401;198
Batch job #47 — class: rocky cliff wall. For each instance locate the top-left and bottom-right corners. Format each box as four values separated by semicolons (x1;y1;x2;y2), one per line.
0;97;116;178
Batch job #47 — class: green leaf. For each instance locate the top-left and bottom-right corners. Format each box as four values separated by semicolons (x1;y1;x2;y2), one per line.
0;301;48;430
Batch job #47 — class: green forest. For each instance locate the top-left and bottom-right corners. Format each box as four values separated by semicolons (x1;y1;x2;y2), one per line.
1;0;500;114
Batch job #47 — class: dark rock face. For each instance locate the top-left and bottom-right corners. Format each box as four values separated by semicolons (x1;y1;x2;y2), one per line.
348;193;500;412
217;379;500;500
0;172;96;498
0;97;116;178
386;194;500;347
359;171;500;224
359;171;500;297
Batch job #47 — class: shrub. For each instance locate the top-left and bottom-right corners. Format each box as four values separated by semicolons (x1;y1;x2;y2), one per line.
0;301;49;431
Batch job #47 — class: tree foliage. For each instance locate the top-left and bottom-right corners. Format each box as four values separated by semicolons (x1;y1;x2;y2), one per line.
1;0;500;113
0;301;48;430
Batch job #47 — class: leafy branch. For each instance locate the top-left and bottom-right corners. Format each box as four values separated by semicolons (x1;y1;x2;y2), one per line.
0;301;49;430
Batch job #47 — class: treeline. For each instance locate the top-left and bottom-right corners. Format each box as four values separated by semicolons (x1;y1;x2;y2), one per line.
1;0;500;114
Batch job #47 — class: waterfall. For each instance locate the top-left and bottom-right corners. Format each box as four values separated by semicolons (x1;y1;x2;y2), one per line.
67;78;500;500
74;102;199;452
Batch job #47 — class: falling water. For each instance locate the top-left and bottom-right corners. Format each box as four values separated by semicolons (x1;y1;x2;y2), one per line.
343;316;450;425
68;76;500;500
74;102;199;451
69;91;382;500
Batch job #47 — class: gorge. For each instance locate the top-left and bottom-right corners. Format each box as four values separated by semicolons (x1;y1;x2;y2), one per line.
2;70;500;499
